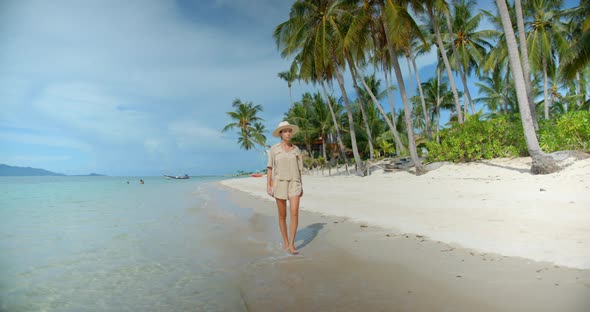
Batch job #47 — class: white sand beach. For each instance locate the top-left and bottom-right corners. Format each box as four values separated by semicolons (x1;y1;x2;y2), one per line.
220;156;590;270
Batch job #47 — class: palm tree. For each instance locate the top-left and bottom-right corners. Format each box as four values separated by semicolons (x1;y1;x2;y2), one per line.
560;5;590;110
274;0;365;175
222;98;267;150
495;0;559;174
525;0;570;120
378;0;426;174
309;92;338;160
475;70;516;115
424;0;464;124
407;37;434;140
277;61;299;107
514;0;539;127
285;94;316;154
447;0;497;114
443;0;476;115
349;3;408;155
421;77;457;139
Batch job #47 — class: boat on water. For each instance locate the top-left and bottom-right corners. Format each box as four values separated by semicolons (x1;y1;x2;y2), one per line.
250;173;264;177
164;174;190;179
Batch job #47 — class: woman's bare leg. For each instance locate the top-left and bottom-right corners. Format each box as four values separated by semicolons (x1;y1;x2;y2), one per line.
288;195;300;254
275;199;289;250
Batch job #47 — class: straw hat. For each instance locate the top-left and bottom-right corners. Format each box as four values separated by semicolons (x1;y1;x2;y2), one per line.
272;121;299;137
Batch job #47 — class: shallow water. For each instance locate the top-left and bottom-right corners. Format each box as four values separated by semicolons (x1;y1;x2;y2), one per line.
0;176;284;312
3;176;590;311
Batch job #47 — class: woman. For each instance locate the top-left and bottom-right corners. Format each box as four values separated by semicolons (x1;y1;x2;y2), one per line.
267;121;304;255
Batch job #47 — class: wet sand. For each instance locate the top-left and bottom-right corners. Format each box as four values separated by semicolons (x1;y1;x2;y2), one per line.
216;184;590;312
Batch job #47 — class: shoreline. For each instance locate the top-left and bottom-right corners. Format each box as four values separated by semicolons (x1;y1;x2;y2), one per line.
219;156;590;270
215;181;590;311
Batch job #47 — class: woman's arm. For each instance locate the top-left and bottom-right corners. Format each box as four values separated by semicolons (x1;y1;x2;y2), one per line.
267;167;273;196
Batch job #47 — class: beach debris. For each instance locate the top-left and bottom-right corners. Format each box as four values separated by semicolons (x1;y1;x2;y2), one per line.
386;234;390;237
360;224;368;228
540;188;546;191
456;275;462;278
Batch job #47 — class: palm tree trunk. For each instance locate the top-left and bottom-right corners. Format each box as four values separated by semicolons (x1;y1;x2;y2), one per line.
504;66;511;114
288;85;293;108
576;71;582;108
436;65;441;143
382;32;425;174
543;57;550;119
428;7;464;124
320;82;349;174
332;58;365;175
444;11;475;115
359;72;405;157
514;0;538;129
322;134;327;161
390;54;425;174
406;56;413;100
384;71;406;154
347;58;375;160
496;0;559;174
411;52;433;140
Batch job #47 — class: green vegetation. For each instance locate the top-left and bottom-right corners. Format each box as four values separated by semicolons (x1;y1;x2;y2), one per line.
539;111;590;152
426;111;590;163
226;1;590;174
426;114;527;162
222;98;267;151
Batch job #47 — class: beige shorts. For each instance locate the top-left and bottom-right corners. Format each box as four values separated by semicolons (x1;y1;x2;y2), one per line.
273;180;302;200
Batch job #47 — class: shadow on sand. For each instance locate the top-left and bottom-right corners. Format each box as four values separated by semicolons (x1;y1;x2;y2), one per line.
296;223;326;250
477;161;531;174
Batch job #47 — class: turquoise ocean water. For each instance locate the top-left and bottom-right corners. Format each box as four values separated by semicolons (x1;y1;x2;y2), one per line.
0;176;279;312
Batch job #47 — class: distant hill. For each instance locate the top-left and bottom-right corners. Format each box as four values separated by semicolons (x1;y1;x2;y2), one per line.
0;164;106;176
0;164;65;176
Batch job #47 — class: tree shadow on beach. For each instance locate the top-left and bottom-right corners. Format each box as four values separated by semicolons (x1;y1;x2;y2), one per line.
295;223;326;250
477;161;531;174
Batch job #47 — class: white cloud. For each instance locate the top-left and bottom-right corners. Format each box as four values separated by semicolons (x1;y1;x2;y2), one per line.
32;82;154;145
167;120;233;149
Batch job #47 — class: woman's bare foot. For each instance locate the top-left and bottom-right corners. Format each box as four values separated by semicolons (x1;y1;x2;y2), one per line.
282;242;290;252
288;247;299;255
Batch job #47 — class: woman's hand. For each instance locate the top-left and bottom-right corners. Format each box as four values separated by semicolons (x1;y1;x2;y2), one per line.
267;185;273;197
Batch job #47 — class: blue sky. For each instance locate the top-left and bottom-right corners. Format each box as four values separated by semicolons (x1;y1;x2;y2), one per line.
0;0;578;176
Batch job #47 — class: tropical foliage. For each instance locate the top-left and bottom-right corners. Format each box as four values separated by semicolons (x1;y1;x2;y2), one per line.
226;0;589;175
222;98;267;151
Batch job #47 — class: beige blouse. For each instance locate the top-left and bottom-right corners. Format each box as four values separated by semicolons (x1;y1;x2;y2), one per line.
267;143;303;182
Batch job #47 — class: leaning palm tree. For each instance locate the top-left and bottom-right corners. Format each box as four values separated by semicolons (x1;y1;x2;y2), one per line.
350;3;407;155
379;0;426;174
424;0;464;124
514;0;538;127
222;98;266;150
274;0;365;175
495;0;559;174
